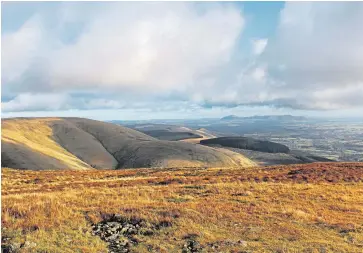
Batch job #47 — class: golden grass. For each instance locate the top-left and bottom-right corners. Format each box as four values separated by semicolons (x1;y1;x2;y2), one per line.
1;118;255;169
2;163;363;252
1;119;90;170
180;129;215;144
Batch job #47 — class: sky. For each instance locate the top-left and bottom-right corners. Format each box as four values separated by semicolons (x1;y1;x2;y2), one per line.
1;2;363;120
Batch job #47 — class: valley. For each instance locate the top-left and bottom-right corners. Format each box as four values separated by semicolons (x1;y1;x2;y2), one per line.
117;116;363;162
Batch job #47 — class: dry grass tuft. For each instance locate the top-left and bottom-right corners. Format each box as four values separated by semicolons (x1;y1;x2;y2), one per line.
2;163;363;252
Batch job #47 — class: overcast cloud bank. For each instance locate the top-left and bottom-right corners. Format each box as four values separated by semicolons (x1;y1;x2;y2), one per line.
2;2;363;116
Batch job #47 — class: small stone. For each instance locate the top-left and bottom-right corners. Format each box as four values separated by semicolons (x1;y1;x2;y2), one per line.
120;240;128;246
121;227;128;234
23;241;37;248
238;240;248;247
114;214;123;220
12;242;22;250
128;228;137;234
109;234;119;241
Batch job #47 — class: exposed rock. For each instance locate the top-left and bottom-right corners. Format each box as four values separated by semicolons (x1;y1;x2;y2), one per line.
182;234;203;253
182;239;203;253
92;214;168;253
1;241;38;253
1;242;21;253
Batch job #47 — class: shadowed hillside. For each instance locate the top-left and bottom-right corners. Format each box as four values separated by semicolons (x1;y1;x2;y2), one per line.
127;124;203;141
141;130;201;141
200;136;290;153
200;136;334;165
1;118;255;170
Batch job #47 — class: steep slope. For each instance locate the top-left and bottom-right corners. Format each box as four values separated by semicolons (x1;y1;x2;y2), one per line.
51;119;118;169
1;141;71;170
200;136;334;165
1;118;256;170
1;118;91;170
61;118;255;168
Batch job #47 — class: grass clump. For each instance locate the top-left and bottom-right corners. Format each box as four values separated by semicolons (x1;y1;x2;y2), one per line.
2;163;363;252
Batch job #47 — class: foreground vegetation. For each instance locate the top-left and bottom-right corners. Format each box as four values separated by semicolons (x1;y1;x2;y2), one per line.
2;163;363;252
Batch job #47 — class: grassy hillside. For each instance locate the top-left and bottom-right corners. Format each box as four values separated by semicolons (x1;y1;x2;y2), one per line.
141;130;201;141
123;123;218;143
200;137;290;154
127;124;203;141
1;118;255;170
200;137;334;165
1;118;90;170
2;163;363;252
181;128;217;144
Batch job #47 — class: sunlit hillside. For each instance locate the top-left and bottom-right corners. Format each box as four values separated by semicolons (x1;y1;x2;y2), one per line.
1;118;255;171
2;118;90;170
2;163;363;252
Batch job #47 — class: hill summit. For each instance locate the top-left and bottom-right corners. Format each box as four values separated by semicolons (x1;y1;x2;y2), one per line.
220;115;240;120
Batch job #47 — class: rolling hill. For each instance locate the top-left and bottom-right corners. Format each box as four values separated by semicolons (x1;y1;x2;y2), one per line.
123;123;218;143
128;124;203;141
1;118;256;170
200;137;334;165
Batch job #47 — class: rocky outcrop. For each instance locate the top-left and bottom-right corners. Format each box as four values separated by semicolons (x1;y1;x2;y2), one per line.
91;214;171;253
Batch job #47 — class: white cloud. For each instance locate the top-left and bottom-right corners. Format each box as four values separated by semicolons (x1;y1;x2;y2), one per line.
2;2;244;96
251;67;266;82
2;93;69;112
193;3;363;111
261;2;363;110
251;38;268;55
2;2;363;114
1;93;129;112
2;15;44;84
269;2;363;88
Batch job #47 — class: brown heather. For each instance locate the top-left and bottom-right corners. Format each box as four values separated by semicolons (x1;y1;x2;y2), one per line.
2;162;363;252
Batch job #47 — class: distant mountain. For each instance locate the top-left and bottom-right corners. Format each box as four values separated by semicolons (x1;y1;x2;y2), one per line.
1;118;256;170
220;115;240;121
